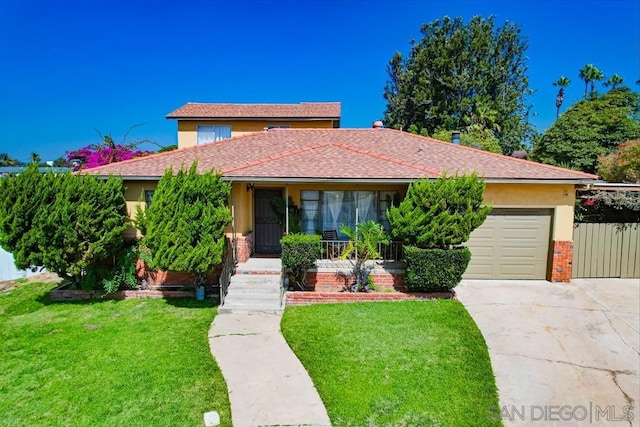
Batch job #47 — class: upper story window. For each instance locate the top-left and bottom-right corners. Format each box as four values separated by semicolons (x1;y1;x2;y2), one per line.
267;125;291;129
197;125;231;144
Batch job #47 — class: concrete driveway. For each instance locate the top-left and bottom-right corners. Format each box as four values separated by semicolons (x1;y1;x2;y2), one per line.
457;278;639;426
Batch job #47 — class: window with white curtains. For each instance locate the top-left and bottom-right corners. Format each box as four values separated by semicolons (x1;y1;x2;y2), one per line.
196;125;232;144
301;190;397;238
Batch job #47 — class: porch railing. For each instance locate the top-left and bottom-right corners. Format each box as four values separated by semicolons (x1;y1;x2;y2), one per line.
319;240;404;261
219;239;237;306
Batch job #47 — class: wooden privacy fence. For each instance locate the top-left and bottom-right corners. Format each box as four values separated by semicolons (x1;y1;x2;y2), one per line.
572;223;640;278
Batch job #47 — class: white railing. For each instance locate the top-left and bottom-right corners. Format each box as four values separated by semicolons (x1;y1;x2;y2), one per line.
319;240;403;261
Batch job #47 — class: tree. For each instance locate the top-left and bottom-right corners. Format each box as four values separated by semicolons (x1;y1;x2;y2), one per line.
553;76;571;118
0;164;56;269
0;166;129;287
36;174;129;287
388;173;491;292
67;124;155;170
531;88;640;173
431;128;502;153
604;74;624;90
140;162;232;286
388;173;492;249
383;15;534;154
579;64;604;99
597;139;640;183
30;152;41;164
0;153;18;166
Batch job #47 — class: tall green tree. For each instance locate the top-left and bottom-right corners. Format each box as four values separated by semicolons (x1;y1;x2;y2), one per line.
388;173;492;249
0;167;128;286
531;88;640;173
579;64;604;99
36;174;129;287
604;74;624;90
0;164;56;269
553;76;571;118
383;15;534;154
140;162;232;285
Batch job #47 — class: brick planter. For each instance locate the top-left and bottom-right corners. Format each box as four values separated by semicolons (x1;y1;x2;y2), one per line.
50;282;199;301
304;260;405;292
286;290;456;305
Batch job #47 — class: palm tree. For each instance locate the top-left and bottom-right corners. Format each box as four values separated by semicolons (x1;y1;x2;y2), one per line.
0;153;17;167
31;152;41;164
579;64;604;99
590;68;604;98
604;74;624;90
553;76;571;118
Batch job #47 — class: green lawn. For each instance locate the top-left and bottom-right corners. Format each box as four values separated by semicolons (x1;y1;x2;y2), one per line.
0;281;231;427
282;300;502;427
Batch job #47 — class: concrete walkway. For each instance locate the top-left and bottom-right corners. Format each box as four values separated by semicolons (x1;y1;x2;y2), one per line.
457;279;639;426
209;311;331;427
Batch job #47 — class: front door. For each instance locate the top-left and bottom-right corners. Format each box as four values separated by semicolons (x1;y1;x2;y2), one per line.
254;188;283;254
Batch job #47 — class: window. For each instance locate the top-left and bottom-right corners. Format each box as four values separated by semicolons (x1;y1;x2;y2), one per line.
197;125;231;144
301;191;320;234
267;125;291;129
301;190;397;238
144;190;154;207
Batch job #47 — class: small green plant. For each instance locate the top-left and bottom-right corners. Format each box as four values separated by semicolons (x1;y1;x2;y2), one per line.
339;220;390;292
280;234;321;290
102;242;139;293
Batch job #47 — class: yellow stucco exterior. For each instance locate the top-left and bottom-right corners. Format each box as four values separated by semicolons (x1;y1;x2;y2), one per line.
483;183;575;241
121;180;576;243
123;181;157;239
176;119;336;149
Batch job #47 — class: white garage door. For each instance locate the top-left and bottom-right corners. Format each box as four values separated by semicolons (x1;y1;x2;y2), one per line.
463;209;552;279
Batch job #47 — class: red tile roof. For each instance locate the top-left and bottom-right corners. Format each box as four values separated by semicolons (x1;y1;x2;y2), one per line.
85;128;598;182
166;102;341;119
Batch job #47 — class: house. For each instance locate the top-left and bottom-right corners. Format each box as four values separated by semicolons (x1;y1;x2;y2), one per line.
87;102;599;283
166;102;341;148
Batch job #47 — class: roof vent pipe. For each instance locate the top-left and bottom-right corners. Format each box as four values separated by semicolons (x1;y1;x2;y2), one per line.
372;120;384;129
451;131;461;145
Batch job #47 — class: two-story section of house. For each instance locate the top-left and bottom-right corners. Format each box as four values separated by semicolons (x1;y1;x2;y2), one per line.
166;102;341;149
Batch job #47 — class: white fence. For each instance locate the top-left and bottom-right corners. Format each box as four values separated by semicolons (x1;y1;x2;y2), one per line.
0;247;40;281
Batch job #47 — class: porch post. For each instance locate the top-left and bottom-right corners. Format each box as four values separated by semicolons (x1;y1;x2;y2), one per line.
285;186;289;234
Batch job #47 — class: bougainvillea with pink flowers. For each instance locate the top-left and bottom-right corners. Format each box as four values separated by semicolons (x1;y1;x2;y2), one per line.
67;125;155;170
67;144;153;170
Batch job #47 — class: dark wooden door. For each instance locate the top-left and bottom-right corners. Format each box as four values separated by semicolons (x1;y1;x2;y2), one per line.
254;189;283;254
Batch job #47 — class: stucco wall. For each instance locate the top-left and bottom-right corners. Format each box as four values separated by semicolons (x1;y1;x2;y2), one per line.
484;183;575;241
177;119;336;149
123;181;157;239
122;180;576;245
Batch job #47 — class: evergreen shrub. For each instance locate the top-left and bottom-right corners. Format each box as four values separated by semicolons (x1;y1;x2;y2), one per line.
404;246;471;292
280;233;321;290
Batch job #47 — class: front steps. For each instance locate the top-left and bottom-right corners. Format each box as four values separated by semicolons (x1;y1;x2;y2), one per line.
218;258;284;313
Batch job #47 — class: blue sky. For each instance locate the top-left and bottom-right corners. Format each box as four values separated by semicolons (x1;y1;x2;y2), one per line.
1;0;638;162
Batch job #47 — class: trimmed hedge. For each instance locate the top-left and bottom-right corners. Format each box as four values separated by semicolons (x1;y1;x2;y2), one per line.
280;234;321;290
404;246;471;292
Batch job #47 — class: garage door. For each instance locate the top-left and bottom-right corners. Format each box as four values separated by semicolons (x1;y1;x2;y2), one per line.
463;209;552;279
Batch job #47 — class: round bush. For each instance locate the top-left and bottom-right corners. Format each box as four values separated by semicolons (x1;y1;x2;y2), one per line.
403;246;471;292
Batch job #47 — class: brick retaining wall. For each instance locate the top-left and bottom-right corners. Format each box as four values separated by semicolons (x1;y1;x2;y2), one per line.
50;284;196;301
286;290;455;305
